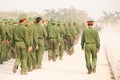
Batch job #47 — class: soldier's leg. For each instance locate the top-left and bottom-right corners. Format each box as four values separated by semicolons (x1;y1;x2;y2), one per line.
21;47;28;74
31;50;36;70
36;47;42;68
91;44;97;73
27;51;32;71
36;39;44;69
39;40;45;67
64;39;67;52
47;39;53;61
8;45;12;59
0;52;3;64
6;44;11;59
66;38;70;54
13;47;21;73
59;40;64;60
85;45;92;74
1;44;6;61
69;37;74;55
53;39;58;61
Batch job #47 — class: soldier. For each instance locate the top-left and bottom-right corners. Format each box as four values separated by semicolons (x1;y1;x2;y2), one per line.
12;17;32;75
4;20;12;60
63;22;68;53
26;18;38;71
46;19;60;61
0;19;10;62
0;19;6;64
57;21;66;60
73;22;81;44
65;21;76;55
35;17;47;69
11;22;18;59
81;21;100;74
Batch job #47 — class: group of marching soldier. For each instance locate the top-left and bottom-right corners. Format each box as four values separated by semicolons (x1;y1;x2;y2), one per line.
0;16;81;75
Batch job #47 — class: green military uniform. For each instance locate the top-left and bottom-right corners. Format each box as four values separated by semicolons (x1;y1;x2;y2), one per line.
65;22;76;55
46;19;60;61
4;23;12;60
81;21;100;74
35;23;47;68
11;22;18;58
0;21;11;62
12;22;30;74
57;21;66;60
74;22;81;44
26;19;38;71
63;23;68;52
0;21;6;64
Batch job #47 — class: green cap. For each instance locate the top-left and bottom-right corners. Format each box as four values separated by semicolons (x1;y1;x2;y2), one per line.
18;13;27;20
26;17;34;25
64;22;69;26
50;18;56;24
57;20;62;24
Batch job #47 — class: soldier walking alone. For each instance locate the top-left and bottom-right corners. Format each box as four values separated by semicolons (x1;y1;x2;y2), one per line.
81;20;100;74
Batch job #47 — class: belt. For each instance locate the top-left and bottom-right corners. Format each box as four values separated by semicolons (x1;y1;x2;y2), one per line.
15;40;23;42
48;38;55;39
86;42;95;44
38;38;43;39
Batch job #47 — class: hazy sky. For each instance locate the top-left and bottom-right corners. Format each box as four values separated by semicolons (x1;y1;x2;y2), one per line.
0;0;120;20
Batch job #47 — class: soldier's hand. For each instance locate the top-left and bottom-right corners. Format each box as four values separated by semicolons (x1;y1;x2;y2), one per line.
82;48;84;51
97;48;99;52
64;39;67;42
12;47;15;52
35;45;39;51
58;42;61;46
28;46;32;53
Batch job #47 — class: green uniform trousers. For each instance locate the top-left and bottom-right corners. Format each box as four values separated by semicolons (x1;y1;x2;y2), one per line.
85;44;97;72
59;39;64;60
27;47;36;70
66;37;74;55
48;39;58;61
36;39;44;68
14;46;27;73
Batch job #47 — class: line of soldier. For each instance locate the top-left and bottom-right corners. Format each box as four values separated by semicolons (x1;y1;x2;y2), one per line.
0;16;81;75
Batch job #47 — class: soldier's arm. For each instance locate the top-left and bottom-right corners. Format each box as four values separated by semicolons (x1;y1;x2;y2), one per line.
11;29;15;47
56;27;60;43
81;31;85;49
33;27;38;46
24;27;30;48
96;31;100;49
43;26;47;38
1;26;6;41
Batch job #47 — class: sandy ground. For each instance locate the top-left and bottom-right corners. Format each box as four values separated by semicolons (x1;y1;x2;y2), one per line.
102;27;120;80
0;27;115;80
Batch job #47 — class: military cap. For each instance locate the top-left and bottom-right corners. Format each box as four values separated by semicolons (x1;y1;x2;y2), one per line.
50;18;56;24
57;20;62;24
26;17;34;25
18;13;27;20
87;21;94;25
64;22;69;26
2;18;8;22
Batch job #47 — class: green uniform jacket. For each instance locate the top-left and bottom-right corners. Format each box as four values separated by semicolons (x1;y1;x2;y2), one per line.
46;25;60;42
81;27;100;49
12;24;30;48
31;25;38;46
35;24;47;42
65;26;76;39
58;26;66;40
0;23;6;41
